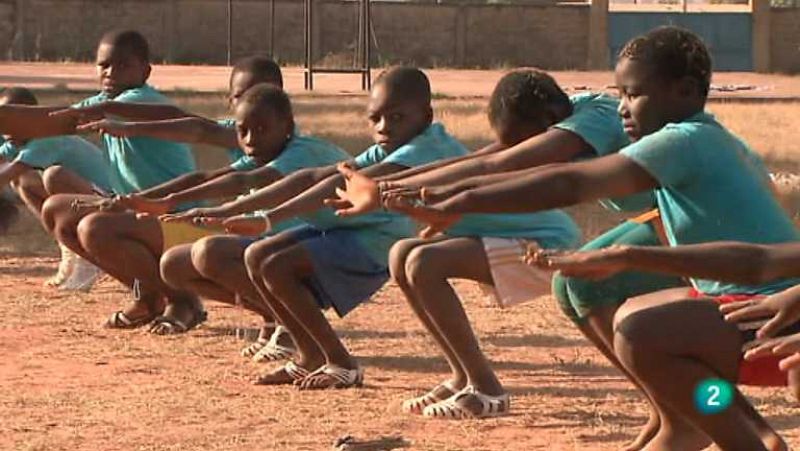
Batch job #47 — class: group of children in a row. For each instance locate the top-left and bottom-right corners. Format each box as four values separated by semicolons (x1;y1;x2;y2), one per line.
1;26;798;450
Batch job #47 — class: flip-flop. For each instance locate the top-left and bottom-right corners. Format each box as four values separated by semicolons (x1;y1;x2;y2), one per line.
149;310;208;335
253;361;313;386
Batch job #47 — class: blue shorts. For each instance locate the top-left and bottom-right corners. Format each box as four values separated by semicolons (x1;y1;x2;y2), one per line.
279;225;389;318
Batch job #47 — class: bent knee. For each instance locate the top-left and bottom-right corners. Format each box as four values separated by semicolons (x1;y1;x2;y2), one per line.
161;246;192;285
40;194;73;232
76;213;113;249
41;165;69;193
191;236;231;277
388;239;421;286
405;245;446;287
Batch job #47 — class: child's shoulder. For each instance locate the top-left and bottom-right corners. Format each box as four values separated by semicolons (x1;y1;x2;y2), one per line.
569;92;619;110
114;84;171;104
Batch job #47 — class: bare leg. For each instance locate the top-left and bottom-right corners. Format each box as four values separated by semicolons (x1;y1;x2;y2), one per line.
389;237;468;405
403;237;504;403
41;165;96;196
10;170;47;217
614;292;772;451
77;211;194;323
244;233;326;384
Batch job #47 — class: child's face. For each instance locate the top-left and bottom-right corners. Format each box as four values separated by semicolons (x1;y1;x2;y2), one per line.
367;84;431;152
228;71;265;111
615;57;685;141
235;104;291;159
95;43;150;97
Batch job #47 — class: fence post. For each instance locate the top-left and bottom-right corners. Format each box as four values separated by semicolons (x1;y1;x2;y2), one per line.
454;5;467;67
14;0;25;59
751;0;771;72
165;0;178;63
588;0;609;70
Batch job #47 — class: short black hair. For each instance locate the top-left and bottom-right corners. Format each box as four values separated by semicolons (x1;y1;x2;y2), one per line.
99;30;150;63
488;69;571;130
374;66;431;105
0;87;38;106
232;56;283;88
619;26;712;97
239;83;293;121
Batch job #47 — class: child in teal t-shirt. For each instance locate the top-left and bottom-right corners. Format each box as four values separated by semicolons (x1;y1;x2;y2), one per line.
382;27;792;448
0;87;113;289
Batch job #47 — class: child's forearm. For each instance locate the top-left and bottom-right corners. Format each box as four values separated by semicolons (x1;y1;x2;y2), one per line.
118;118;238;148
163;167;284;206
382;129;589;188
212;166;339;217
622;243;800;284
0;105;76;138
269;163;404;225
377;142;503;183
138;171;220;199
103;102;190;120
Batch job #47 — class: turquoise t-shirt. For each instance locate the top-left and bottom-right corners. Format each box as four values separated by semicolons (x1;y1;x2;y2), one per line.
620;111;800;295
554;93;654;213
0;136;112;191
73;85;197;194
300;122;469;266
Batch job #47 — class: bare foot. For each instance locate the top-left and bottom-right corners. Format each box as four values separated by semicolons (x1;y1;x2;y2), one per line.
623;411;660;451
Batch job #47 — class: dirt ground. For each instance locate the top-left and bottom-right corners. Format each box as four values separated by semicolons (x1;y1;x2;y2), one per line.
1;209;798;451
1;63;799;450
1;62;799;99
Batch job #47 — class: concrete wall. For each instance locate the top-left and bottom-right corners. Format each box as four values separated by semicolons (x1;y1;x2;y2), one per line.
0;0;591;69
771;7;800;73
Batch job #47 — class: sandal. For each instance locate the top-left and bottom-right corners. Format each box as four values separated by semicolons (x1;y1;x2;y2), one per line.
252;325;296;362
149;310;207;335
240;323;277;358
297;363;364;390
402;380;459;414
104;310;157;329
253;361;313;386
422;385;510;419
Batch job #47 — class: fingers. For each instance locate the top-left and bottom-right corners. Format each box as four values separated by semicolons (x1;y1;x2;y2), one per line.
194;216;223;226
722;302;772;324
336;162;358;180
778;353;800;371
75;120;103;133
48;108;79;118
756;311;790;340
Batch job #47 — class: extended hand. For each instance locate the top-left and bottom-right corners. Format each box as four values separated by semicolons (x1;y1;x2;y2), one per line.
383;195;461;239
743;333;800;371
720;286;800;340
324;163;381;217
76;119;133;137
222;215;268;236
525;245;631;280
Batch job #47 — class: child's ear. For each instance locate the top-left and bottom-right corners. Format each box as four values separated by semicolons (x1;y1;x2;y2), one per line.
142;63;152;82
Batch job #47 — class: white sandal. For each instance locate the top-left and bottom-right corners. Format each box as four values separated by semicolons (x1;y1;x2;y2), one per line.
299;363;364;390
423;385;510;419
402;380;459;414
240;323;277;358
254;361;312;386
252;325;297;362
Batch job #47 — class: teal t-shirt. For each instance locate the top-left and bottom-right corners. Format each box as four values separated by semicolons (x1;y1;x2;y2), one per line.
73;85;197;194
620;111;800;295
300;122;469;266
554;93;654;213
0;136;112;191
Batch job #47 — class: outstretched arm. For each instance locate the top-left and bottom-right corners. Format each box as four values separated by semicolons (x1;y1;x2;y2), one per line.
163;165;340;220
0;105;77;139
77;117;238;149
381;128;588;187
377;141;504;182
52;101;191;122
267;162;406;226
534;242;800;284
